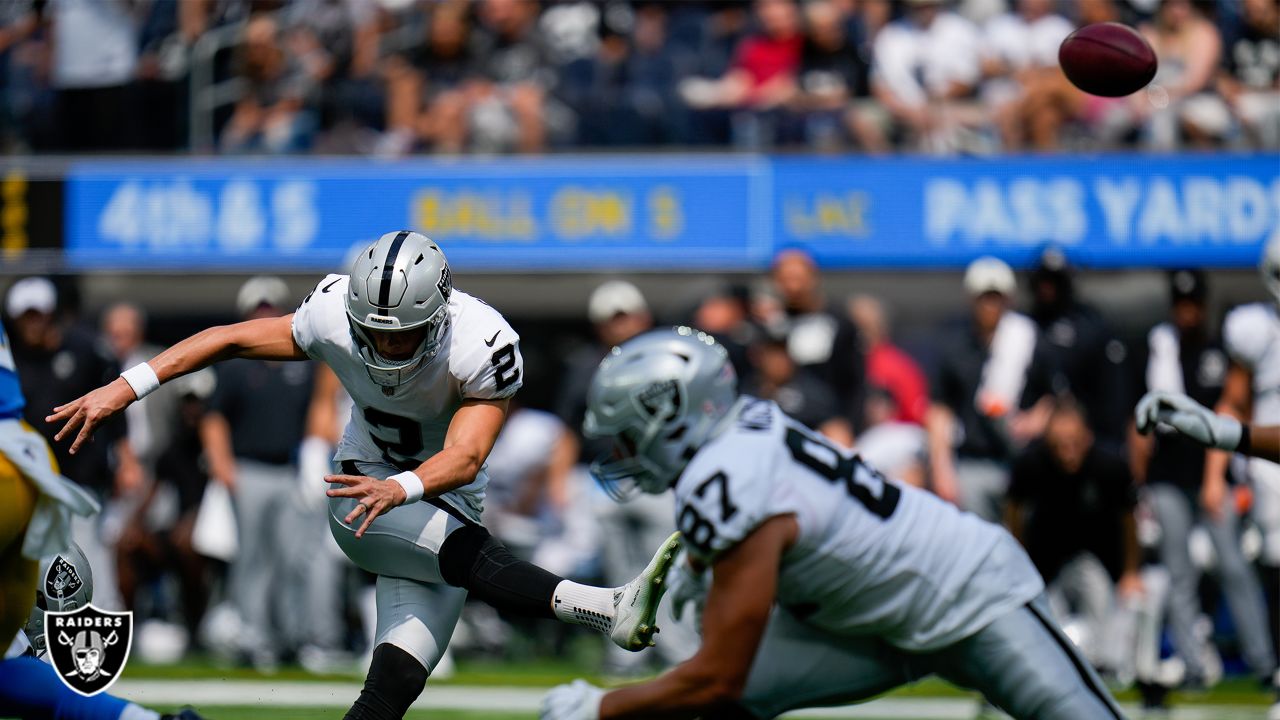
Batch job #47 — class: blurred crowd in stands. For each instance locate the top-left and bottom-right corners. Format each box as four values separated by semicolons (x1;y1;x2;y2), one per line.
0;0;1277;155
4;240;1280;709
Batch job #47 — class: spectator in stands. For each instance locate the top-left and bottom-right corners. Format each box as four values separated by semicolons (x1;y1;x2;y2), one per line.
1015;0;1129;151
560;2;680;147
1138;0;1228;150
785;0;886;151
220;14;319;154
0;1;38;150
6;277;140;610
1023;248;1130;452
1134;270;1277;688
760;247;865;428
848;294;928;426
116;369;218;650
46;0;140;150
856;386;926;488
746;331;855;447
200;276;315;669
926;257;1039;519
377;1;477;156
458;0;563;154
979;0;1075;150
871;0;985;153
1007;398;1141;671
285;0;381;139
678;0;803;148
1218;0;1280;149
101;303;174;475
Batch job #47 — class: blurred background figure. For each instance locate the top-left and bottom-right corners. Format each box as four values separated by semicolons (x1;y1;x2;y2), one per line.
926;257;1038;519
5;277;137;611
1138;0;1228;150
1024;248;1130;453
220;14;318;154
200;276;316;670
761;248;864;430
745;331;853;447
871;0;984;153
848;294;928;427
1218;0;1280;149
855;386;927;489
979;0;1075;150
1007;398;1141;673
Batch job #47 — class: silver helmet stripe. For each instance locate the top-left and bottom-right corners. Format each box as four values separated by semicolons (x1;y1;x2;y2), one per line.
376;230;411;314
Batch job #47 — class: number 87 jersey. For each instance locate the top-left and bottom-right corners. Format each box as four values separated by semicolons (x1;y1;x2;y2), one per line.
674;398;1043;652
292;273;523;516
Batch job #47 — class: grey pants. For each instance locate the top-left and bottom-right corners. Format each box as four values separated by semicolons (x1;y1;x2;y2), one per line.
1047;553;1117;669
1148;483;1276;679
741;594;1125;719
229;458;347;655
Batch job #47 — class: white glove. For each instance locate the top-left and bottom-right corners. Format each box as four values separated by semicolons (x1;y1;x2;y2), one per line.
667;548;708;626
541;680;604;720
1135;391;1243;451
296;436;334;511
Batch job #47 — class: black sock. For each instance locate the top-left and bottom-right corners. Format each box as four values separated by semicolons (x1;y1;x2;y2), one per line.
343;644;428;720
438;524;561;619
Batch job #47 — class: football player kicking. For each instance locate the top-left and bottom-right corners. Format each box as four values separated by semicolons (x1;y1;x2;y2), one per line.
542;327;1126;720
48;231;679;720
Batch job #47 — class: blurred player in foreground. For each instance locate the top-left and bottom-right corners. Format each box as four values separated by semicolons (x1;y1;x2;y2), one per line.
543;327;1124;720
0;321;203;720
48;230;679;720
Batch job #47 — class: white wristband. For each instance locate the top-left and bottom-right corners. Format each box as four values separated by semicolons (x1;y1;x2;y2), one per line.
389;471;423;504
120;363;161;400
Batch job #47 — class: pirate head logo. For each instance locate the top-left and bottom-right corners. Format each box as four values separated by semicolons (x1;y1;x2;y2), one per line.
636;379;682;421
46;604;132;696
45;556;84;608
437;264;452;303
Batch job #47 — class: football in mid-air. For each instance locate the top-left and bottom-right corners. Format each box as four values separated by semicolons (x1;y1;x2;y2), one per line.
1059;22;1158;97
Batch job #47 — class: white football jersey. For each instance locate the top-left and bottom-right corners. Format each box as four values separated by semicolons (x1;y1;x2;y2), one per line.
1223;302;1280;425
675;398;1043;652
292;274;523;518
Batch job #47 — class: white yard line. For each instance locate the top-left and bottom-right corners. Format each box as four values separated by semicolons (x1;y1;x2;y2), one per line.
112;680;1264;719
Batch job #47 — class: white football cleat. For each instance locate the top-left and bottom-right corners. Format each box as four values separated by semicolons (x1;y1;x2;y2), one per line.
609;531;682;652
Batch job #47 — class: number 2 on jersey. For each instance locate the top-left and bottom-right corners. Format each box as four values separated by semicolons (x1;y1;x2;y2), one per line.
785;425;899;519
490;344;520;392
363;407;423;464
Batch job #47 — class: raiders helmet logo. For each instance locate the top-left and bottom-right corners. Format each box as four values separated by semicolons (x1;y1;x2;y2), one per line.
637;379;682;420
44;556;84;608
46;604;133;696
437;264;452;303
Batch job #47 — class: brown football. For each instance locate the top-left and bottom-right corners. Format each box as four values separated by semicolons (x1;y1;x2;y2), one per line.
1059;22;1158;97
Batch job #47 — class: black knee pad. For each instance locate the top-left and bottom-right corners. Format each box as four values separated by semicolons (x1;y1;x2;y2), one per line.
438;523;559;619
343;644;428;720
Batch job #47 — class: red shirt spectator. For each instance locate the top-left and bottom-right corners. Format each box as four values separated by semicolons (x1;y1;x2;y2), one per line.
850;295;929;425
731;0;803;104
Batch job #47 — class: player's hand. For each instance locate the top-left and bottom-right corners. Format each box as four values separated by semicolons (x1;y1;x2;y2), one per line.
1200;475;1227;523
540;680;603;720
667;549;708;626
46;378;137;455
1117;570;1144;599
1135;391;1242;451
325;473;406;538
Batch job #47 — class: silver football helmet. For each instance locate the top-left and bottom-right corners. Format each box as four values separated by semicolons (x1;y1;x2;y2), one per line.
346;230;453;388
24;542;94;659
1262;227;1280;307
584;327;739;499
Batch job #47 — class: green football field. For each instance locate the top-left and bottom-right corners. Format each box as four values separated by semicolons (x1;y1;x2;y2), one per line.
120;656;1273;720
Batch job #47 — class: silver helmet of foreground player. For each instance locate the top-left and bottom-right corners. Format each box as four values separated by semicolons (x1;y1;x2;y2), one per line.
584;327;738;499
24;541;94;659
1262;227;1280;307
346;231;453;388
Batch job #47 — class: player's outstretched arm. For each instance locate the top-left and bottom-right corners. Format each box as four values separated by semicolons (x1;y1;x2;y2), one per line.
1135;390;1279;461
327;397;509;538
47;315;305;454
542;515;798;720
